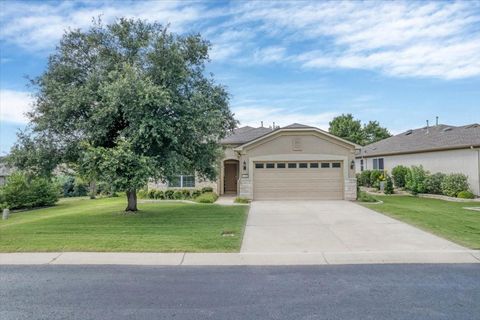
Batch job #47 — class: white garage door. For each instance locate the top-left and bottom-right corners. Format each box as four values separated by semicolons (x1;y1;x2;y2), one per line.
253;161;344;200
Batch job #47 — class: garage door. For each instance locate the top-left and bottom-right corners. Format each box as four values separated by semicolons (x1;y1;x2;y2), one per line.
253;161;344;200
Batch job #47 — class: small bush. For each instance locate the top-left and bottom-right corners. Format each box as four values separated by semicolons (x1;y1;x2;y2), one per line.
191;189;202;198
391;165;409;188
357;191;377;202
1;172;59;210
384;175;394;194
137;189;148;199
164;189;175;199
201;186;213;193
181;189;192;199
457;191;475;199
405;165;428;194
147;189;157;199
441;173;469;197
173;190;183;199
370;170;383;189
154;190;164;199
358;170;372;187
425;172;446;195
234;197;250;204
195;192;218;203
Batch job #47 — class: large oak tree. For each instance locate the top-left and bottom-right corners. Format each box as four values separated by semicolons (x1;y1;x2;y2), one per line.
10;18;236;211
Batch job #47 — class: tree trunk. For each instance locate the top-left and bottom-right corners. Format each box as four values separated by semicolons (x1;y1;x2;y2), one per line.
89;180;97;199
125;189;138;212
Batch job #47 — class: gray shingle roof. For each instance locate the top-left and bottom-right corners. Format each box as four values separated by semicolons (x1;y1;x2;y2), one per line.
283;123;314;129
220;126;274;144
359;124;480;157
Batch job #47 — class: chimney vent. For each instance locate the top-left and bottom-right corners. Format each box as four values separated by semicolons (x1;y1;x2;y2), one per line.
436;116;439;126
426;120;429;133
261;121;263;127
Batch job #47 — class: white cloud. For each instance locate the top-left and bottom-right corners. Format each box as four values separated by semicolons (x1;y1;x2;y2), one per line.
0;90;33;123
253;46;286;63
232;106;337;130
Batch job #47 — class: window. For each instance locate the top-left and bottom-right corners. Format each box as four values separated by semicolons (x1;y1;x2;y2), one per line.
373;158;384;170
288;163;297;168
321;162;330;168
332;162;341;168
310;163;319;168
255;163;264;169
276;163;286;168
360;159;364;172
168;175;195;188
299;163;308;168
266;163;275;169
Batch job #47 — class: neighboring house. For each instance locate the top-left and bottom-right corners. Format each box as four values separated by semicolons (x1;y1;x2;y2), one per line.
150;123;359;200
355;124;480;195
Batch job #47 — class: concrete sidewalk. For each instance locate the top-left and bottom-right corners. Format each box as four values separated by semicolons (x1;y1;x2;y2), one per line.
1;250;479;266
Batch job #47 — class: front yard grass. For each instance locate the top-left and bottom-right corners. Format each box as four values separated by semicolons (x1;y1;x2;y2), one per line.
0;197;249;252
361;195;480;249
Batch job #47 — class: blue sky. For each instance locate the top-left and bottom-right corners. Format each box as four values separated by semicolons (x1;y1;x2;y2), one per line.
1;0;480;155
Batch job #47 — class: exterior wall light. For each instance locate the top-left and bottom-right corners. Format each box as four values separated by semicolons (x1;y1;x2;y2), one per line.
350;160;355;170
243;161;247;171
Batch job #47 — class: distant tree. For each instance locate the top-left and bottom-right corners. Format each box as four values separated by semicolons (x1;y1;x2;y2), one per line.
328;114;390;145
363;120;391;144
328;114;365;145
9;18;236;211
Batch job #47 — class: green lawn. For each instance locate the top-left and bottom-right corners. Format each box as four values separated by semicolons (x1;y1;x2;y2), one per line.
0;197;249;252
362;195;480;249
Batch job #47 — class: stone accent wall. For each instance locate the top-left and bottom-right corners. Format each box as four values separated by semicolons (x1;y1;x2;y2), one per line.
344;178;357;200
239;178;253;199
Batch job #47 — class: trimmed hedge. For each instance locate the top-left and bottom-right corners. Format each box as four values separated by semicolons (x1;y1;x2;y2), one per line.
457;191;474;199
405;165;428;194
391;165;408;188
234;197;250;204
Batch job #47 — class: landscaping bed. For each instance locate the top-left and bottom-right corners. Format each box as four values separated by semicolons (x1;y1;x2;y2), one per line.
0;197;248;252
361;195;480;249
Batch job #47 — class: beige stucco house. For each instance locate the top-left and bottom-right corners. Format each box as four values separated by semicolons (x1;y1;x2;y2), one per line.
151;123;359;200
355;123;480;195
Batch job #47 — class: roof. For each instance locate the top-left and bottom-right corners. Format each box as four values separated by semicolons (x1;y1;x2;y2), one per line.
358;123;480;157
224;123;359;150
220;126;274;144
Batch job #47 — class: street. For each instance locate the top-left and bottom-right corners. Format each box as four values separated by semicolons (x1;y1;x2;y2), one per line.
1;264;479;319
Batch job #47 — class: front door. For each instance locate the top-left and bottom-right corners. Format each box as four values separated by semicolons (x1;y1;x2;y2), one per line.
224;162;238;194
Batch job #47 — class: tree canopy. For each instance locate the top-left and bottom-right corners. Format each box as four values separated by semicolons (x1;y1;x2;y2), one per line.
9;18;237;210
328;114;391;145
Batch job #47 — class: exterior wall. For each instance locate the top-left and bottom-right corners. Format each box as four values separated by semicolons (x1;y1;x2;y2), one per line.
356;148;480;195
237;131;357;200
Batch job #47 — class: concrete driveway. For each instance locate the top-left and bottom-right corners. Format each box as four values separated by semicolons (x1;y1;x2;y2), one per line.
241;201;465;253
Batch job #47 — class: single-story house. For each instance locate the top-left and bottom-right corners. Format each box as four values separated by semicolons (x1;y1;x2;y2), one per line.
150;123;359;200
355;123;480;195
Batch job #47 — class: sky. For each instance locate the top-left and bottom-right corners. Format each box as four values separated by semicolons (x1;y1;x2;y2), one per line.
1;0;480;155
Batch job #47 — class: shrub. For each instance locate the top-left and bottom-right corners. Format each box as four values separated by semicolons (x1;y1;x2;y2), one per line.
370;170;383;189
457;191;475;199
358;170;372;187
154;190;164;199
147;189;157;199
384;175;394;194
425;172;446;195
57;175;89;197
164;189;175;199
137;189;148;199
357;191;377;202
181;189;192;199
173;190;183;199
441;173;469;197
201;186;213;193
195;192;218;203
405;166;428;194
234;197;250;204
391;165;409;188
0;172;59;210
191;189;202;198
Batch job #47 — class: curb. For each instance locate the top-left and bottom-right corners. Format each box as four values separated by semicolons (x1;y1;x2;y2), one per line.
1;250;479;266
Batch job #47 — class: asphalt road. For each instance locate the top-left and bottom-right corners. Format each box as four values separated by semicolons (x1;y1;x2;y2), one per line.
1;264;479;320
